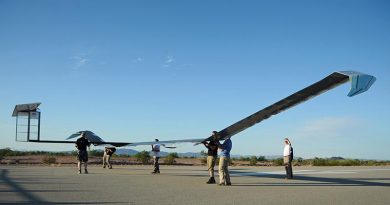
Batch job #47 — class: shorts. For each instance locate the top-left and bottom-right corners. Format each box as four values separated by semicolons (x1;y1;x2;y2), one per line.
77;150;88;162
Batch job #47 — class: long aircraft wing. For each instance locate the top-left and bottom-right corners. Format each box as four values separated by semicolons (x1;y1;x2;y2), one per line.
203;71;376;142
78;70;376;146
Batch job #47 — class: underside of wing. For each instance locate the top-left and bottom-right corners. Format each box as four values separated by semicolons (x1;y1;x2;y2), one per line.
66;130;133;147
204;71;376;142
66;130;103;141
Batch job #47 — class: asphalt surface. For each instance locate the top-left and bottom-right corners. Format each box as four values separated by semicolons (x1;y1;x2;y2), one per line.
1;165;389;205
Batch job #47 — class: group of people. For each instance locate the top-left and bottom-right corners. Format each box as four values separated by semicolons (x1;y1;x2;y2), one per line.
75;132;116;174
202;132;294;185
75;131;294;182
203;131;232;186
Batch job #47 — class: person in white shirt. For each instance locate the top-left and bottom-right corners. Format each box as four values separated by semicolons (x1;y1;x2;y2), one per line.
151;139;161;174
283;138;293;179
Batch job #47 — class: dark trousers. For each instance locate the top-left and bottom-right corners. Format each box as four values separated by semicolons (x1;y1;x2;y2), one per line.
285;162;293;179
153;156;160;172
284;156;293;179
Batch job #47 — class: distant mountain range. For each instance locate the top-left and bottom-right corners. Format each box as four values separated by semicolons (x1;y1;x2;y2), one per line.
115;149;139;156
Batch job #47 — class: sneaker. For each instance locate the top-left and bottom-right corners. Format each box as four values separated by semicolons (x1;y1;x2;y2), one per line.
226;182;232;186
109;166;112;169
85;169;88;174
217;183;225;186
103;166;106;168
206;177;216;184
78;170;81;174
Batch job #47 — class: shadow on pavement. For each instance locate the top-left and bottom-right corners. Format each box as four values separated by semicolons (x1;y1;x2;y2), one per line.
164;169;390;187
229;170;390;187
0;169;129;204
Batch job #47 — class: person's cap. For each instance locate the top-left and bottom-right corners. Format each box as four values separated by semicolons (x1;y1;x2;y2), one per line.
155;138;159;141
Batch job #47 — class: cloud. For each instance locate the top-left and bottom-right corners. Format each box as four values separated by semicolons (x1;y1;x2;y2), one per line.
162;56;175;67
133;57;144;63
165;56;174;63
294;116;363;138
71;55;89;69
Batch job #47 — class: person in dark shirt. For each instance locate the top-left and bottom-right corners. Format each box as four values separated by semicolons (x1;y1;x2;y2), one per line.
75;132;91;174
202;131;219;184
103;147;116;169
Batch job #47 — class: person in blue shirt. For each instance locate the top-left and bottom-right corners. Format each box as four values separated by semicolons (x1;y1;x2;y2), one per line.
217;136;232;186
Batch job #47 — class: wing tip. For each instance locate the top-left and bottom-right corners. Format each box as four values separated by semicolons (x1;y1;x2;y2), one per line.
337;71;376;97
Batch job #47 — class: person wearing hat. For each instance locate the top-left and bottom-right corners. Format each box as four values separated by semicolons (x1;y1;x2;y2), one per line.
283;138;293;179
151;139;161;174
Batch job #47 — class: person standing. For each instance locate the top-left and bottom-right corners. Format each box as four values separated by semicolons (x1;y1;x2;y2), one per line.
218;136;232;186
75;132;91;174
203;131;219;184
103;147;116;169
283;138;293;179
151;139;161;174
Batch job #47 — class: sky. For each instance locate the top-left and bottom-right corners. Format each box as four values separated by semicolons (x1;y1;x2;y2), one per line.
1;0;389;160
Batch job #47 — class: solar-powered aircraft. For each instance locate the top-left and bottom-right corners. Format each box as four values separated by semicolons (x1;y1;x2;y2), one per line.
12;71;376;147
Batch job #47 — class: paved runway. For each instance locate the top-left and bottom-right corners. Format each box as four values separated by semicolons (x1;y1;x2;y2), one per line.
1;165;389;204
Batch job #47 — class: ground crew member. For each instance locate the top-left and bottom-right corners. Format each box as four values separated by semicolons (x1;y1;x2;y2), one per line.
103;147;116;169
76;132;91;174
